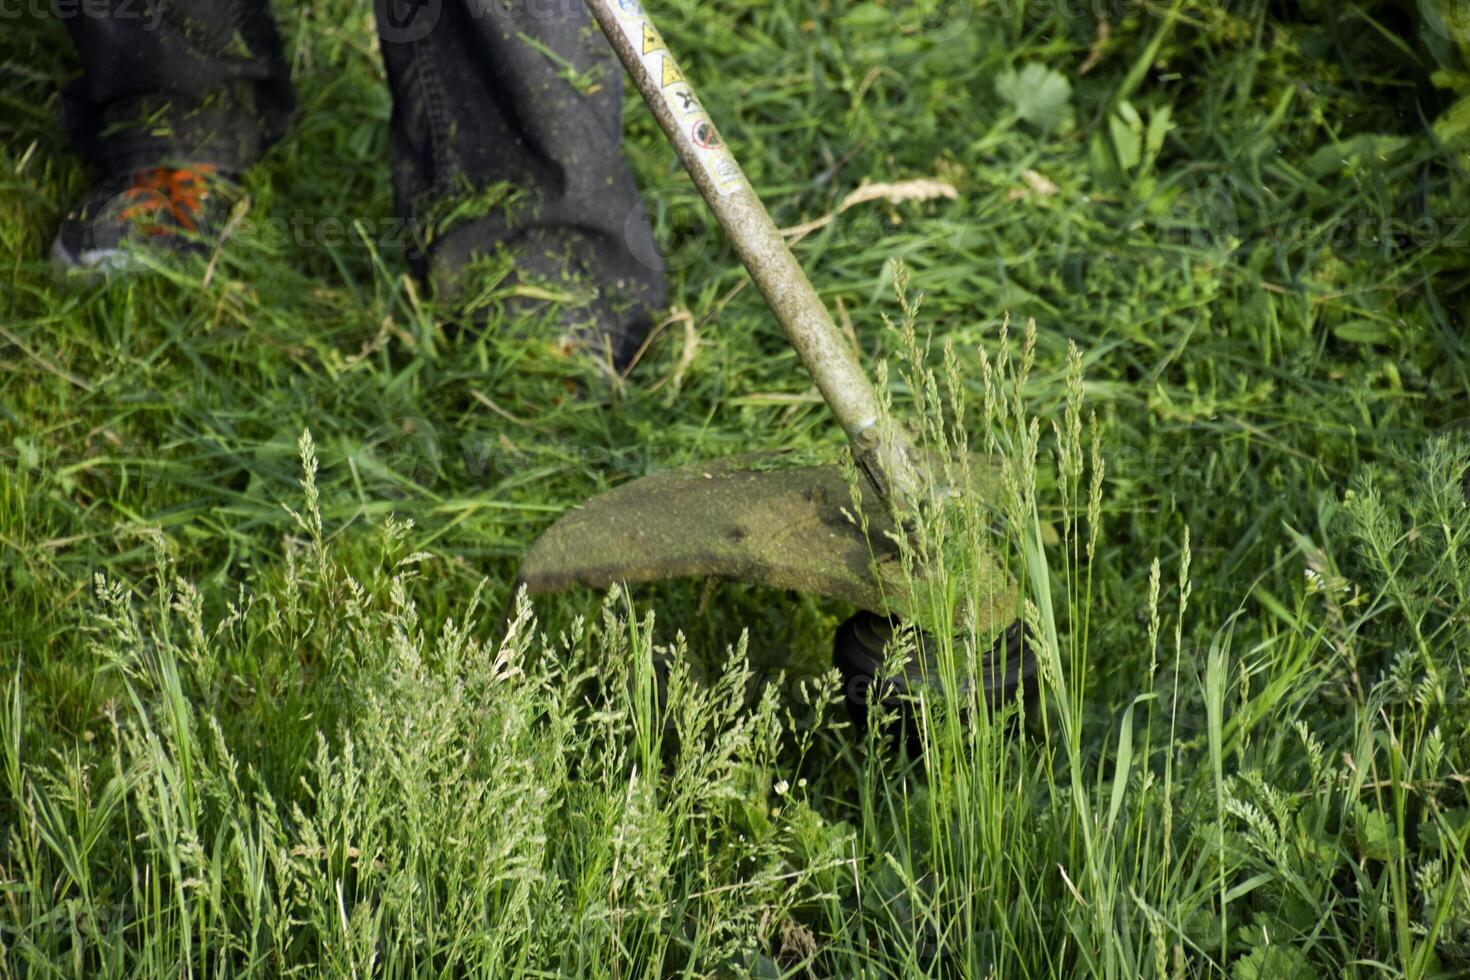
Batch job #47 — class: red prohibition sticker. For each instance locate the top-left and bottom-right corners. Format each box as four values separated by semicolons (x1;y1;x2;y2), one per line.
689;121;742;195
690;119;722;150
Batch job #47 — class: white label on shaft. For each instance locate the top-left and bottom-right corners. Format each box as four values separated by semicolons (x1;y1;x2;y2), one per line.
612;2;744;196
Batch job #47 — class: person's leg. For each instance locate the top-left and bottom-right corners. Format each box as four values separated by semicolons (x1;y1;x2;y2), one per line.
60;0;294;173
374;0;666;368
53;0;294;269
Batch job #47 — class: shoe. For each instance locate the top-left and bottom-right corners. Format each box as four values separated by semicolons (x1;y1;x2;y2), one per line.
427;225;662;373
52;163;238;273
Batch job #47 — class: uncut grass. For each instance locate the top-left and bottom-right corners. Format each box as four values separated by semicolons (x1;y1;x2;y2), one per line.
4;0;1470;975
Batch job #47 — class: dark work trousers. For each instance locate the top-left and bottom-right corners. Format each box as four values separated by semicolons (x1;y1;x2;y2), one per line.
60;0;666;324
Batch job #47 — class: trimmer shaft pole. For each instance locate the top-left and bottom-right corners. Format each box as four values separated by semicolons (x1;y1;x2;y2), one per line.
584;0;926;511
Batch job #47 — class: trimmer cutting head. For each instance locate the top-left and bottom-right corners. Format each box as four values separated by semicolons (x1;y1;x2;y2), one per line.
515;451;1034;731
515;452;1017;633
516;454;903;611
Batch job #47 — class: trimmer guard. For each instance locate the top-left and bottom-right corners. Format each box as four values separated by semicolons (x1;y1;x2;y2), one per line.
515;453;1017;634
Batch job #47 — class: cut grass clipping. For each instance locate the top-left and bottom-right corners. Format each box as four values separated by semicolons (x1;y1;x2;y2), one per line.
4;0;1470;976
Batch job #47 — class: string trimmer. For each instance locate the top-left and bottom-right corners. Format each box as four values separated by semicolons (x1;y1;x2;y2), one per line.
516;0;1034;720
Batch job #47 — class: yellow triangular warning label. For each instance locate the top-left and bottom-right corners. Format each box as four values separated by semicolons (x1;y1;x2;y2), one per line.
642;22;665;56
661;56;684;88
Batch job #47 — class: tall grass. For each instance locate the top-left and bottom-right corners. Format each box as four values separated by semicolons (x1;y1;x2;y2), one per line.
4;432;848;974
6;0;1470;974
5;305;1467;975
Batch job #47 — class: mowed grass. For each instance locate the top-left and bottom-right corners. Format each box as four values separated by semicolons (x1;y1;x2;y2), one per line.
3;0;1470;975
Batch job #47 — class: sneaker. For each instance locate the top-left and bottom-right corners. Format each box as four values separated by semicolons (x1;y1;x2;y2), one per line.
427;225;662;373
51;163;237;273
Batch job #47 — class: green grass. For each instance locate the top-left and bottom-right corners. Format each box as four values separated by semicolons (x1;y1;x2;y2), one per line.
4;0;1470;974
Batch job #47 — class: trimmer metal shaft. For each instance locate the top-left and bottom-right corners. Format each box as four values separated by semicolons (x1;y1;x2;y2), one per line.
584;0;927;512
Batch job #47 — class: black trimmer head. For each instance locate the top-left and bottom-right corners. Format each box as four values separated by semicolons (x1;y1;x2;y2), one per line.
834;611;1037;751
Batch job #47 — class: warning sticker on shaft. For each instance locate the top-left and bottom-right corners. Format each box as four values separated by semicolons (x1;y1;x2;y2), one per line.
612;8;745;197
641;21;663;55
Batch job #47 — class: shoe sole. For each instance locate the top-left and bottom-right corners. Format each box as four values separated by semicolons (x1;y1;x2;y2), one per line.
50;234;143;275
